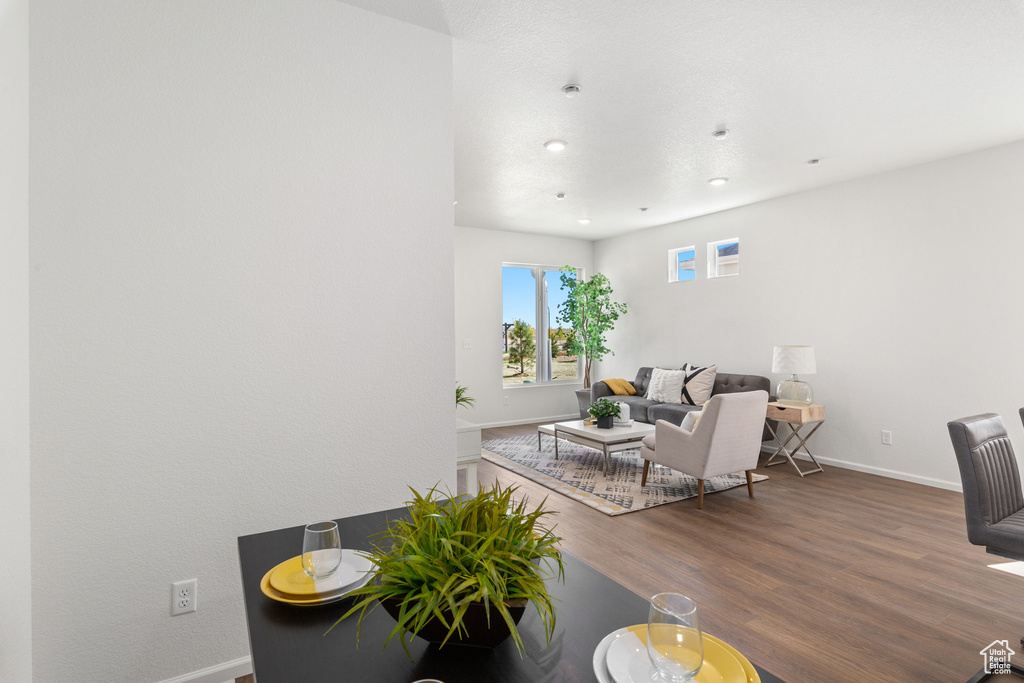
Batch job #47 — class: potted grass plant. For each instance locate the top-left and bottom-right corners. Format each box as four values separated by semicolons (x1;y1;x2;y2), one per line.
332;482;564;657
455;383;476;409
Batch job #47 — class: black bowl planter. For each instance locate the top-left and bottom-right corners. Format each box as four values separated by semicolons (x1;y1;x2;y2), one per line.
597;415;614;429
380;597;527;649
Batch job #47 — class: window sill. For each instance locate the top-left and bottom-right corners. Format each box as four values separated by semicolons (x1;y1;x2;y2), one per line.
503;381;584;390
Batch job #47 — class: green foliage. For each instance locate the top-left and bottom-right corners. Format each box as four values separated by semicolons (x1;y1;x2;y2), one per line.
561;328;577;357
455;384;476;409
548;327;565;358
588;398;622;419
556;268;628;388
331;483;564;659
506;319;536;375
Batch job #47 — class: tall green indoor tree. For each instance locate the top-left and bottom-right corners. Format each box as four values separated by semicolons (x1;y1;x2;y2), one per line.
556;268;628;389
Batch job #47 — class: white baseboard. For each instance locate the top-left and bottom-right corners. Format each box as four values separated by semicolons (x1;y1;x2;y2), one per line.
758;445;961;492
156;656;251;683
474;414;580;430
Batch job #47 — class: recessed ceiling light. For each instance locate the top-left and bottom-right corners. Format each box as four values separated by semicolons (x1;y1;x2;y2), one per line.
556;193;565;200
709;177;729;186
562;84;581;98
807;158;820;165
544;140;567;152
578;218;590;225
712;129;729;139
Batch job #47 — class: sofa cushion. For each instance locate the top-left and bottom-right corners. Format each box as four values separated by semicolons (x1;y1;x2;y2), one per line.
612;396;660;423
647;403;702;426
645;368;686;404
633;367;656;395
712;373;771;395
681;363;717;405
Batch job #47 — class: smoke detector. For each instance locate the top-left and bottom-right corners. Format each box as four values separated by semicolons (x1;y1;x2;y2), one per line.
562;84;581;98
556;193;565;200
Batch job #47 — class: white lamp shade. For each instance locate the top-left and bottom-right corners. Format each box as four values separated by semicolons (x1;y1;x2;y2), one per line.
772;345;816;375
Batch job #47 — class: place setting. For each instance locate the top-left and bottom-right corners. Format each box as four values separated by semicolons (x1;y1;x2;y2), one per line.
594;593;759;683
259;521;374;606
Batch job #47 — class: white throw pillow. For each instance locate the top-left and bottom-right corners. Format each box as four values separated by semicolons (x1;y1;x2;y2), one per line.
645;368;686;404
681;363;717;405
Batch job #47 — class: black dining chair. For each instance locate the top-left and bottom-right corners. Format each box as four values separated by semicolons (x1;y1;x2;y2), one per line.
948;413;1024;561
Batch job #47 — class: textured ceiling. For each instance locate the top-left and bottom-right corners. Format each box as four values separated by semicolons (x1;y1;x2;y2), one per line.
344;0;1024;239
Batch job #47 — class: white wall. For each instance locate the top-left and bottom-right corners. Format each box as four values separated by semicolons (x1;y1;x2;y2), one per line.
29;2;453;681
594;140;1024;489
455;226;593;427
0;0;31;680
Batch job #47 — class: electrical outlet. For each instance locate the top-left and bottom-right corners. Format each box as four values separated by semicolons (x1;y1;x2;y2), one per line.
171;579;197;616
462;339;472;349
881;430;893;445
503;396;509;406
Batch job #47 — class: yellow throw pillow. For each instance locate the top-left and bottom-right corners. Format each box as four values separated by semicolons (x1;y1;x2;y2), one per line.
601;378;637;396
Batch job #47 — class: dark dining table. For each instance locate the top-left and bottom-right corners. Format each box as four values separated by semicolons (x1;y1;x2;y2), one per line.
237;506;785;682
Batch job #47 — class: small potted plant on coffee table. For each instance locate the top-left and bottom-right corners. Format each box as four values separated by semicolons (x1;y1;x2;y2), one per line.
588;398;622;429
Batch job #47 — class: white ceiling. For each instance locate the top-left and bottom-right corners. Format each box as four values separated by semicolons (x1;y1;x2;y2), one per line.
343;0;1024;239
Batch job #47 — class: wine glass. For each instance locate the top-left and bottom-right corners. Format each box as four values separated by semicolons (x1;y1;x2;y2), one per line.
647;593;703;682
302;521;342;579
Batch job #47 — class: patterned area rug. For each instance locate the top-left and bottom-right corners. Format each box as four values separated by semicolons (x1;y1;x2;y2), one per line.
481;434;767;516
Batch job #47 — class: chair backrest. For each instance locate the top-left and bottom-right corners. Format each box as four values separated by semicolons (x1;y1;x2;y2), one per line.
692;390;769;476
947;413;1024;545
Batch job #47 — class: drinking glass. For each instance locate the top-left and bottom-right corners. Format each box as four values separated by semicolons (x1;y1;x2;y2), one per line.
302;521;342;579
647;593;703;682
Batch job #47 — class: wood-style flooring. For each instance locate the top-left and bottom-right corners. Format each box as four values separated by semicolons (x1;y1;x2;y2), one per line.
474;422;1020;683
237;421;1019;682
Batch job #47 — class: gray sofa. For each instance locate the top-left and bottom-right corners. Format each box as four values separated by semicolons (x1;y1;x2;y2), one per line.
592;366;773;438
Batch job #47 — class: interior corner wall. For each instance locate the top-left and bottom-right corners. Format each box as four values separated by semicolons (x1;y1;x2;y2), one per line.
455;226;593;427
29;2;453;681
0;0;31;681
594;139;1024;489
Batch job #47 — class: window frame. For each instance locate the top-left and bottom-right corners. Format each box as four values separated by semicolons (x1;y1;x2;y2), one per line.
667;245;697;282
707;238;740;279
501;262;584;387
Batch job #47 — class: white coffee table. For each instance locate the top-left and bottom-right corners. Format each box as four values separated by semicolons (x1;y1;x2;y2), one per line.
538;420;656;476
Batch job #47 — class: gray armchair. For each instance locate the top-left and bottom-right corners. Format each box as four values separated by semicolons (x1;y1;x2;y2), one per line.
947;413;1024;561
639;390;769;509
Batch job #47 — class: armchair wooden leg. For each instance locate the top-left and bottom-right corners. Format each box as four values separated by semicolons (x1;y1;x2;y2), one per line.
746;470;754;498
697;479;704;509
641;460;650;487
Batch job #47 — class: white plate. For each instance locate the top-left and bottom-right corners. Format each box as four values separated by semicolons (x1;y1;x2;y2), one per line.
317;550;375;603
601;625;744;683
261;549;375;606
592;628;624;683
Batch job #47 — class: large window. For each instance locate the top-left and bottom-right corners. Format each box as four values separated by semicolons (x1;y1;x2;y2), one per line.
501;265;580;385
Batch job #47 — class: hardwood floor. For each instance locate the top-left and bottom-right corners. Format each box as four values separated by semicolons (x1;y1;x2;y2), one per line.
475;422;1020;683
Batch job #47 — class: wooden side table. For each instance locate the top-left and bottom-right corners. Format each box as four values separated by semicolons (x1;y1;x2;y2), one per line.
764;402;826;477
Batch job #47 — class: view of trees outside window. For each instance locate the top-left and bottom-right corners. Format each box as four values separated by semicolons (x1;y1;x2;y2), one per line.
502;266;579;384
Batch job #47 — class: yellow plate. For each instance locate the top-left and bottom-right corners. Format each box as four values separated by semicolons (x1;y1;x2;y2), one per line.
268;554;358;597
704;633;760;683
260;550;373;606
605;624;746;683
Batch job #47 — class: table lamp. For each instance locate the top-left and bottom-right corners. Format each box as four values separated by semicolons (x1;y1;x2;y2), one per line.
772;345;816;405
